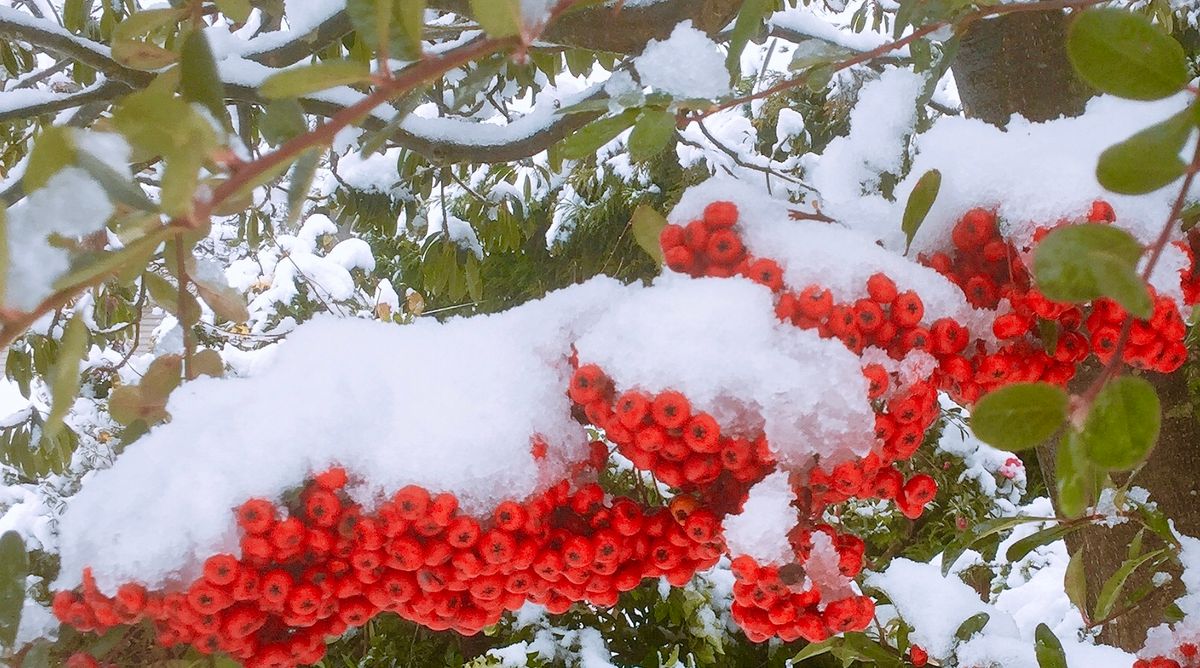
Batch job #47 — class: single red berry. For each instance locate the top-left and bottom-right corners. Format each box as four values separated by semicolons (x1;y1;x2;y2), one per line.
704;201;739;229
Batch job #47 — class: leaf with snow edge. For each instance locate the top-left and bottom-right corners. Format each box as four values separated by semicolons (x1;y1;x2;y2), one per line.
113;7;185;41
628;109;676;162
42;314;86;444
970;382;1067;451
631;205;667;266
0;531;26;648
75;150;157;212
24;126;75;193
191;350;225;379
141;354;183;402
469;0;521;38
1065;548;1087;618
726;0;773;75
259;60;371;100
940;515;1051;576
839;633;899;663
558;109;639;161
1034;623;1068;668
1097;109;1191;195
53;228;170;294
1094;548;1167;620
1080;375;1160;470
901;169;940;253
1032;224;1152;319
193;272;250;325
954;612;990;641
1005;522;1078;562
215;0;251;22
260;99;308;147
180;30;228;129
1068;9;1188;101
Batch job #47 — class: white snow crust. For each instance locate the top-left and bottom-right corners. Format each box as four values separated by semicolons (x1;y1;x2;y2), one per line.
55;277;630;593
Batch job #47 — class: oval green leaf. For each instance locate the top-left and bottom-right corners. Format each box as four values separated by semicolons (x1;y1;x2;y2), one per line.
970;382;1068;451
1068;9;1189;100
1032;224;1152;318
1080;375;1161;470
902;168;941;253
1097;110;1191;194
260;60;371;100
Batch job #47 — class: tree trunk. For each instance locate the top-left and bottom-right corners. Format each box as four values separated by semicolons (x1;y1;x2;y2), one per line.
950;11;1092;125
953;10;1200;650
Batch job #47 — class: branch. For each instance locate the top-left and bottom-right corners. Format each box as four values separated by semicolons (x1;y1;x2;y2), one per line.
0;79;128;124
0;7;151;87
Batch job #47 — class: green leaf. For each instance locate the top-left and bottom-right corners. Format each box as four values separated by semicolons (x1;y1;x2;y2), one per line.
1068;9;1189;100
286;148;321;225
901;169;940;253
628;109;676;162
1006;523;1078;562
54;228;170;292
346;0;424;61
144;272;201;327
941;515;1050;576
954;612;990;641
260;99;309;146
970;382;1068;451
0;532;26;649
42;314;87;443
215;0;252;22
792;637;838;661
113;8;185;41
1080;375;1161;470
558;109;639;161
1034;623;1068;668
399;0;426;55
1032;224;1152;318
469;0;521;38
64;0;87;32
140;354;183;402
1057;431;1100;517
192;271;250;324
191;349;225;379
726;0;773;74
180;30;228;128
259;60;371;99
111;39;179;71
24;126;76;193
1097;111;1191;194
1094;548;1167;620
1064;548;1088;618
631;204;667;266
75;150;157;212
0;209;8;306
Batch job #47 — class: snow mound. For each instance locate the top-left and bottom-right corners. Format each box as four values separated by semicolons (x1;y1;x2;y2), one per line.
574;275;876;467
56;277;631;593
634;21;731;100
722;471;797;565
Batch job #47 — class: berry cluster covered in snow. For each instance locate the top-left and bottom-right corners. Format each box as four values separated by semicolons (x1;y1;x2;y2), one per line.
46;177;1200;667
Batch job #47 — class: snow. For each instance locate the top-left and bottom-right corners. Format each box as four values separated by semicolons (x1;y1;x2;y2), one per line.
634;22;731;100
722;471;797;565
55;277;630;593
867;558;1019;659
5;167;114;312
575;276;877;468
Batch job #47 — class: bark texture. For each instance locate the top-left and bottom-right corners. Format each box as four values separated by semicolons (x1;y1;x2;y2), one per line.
950;11;1093;125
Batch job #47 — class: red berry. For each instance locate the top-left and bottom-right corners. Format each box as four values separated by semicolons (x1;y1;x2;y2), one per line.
704;201;739;229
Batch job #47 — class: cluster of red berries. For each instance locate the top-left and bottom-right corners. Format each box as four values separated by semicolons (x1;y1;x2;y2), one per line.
1135;642;1199;668
728;525;871;643
569;365;776;494
660;203;946;520
54;468;725;668
920;205;1190;403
